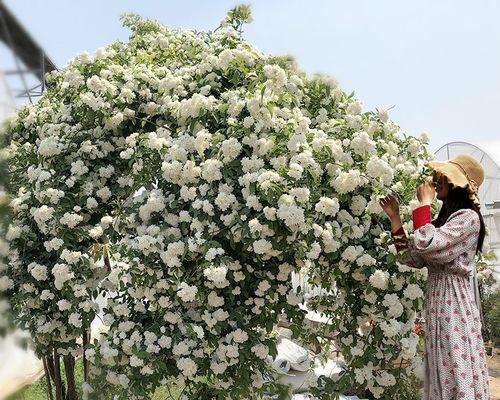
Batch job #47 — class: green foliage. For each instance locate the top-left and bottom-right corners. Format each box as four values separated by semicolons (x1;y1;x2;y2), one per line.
225;4;253;31
483;288;500;347
477;249;499;346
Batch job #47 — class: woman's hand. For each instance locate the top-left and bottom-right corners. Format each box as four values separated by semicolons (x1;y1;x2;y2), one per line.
379;195;403;233
379;194;400;220
416;178;436;206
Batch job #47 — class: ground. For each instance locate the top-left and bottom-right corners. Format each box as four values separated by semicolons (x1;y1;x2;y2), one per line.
488;353;500;400
5;355;500;399
5;360;181;400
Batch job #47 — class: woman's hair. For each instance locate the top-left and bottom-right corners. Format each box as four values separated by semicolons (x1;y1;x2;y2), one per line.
432;184;485;254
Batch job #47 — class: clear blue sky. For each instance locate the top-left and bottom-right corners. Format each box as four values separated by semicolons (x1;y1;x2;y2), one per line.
3;0;500;152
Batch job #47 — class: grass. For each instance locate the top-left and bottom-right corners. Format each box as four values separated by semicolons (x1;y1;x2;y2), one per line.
7;378;49;400
7;360;182;400
7;359;84;400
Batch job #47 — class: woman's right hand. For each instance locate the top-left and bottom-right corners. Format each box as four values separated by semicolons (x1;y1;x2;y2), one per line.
379;194;400;220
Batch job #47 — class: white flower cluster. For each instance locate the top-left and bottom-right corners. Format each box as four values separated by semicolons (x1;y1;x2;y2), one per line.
204;265;229;288
369;270;390;290
315;197;340;217
177;282;198;303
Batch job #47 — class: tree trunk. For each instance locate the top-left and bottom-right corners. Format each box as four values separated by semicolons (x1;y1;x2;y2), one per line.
82;330;90;383
63;355;76;400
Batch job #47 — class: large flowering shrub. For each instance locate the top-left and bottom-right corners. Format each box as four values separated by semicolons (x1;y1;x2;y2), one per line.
2;6;433;399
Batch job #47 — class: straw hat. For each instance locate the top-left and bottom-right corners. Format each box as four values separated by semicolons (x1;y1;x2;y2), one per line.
426;154;484;207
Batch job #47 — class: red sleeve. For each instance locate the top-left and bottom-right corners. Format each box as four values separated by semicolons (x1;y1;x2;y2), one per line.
391;225;409;253
412;205;431;230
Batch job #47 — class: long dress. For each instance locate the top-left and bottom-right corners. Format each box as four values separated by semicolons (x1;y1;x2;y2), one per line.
391;205;491;400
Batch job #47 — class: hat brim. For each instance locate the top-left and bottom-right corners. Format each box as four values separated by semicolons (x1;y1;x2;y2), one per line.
426;161;469;188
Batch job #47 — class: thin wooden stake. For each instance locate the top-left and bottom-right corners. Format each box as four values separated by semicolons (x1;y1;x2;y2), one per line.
46;354;56;382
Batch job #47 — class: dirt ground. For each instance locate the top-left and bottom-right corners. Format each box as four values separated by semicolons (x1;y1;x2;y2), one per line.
487;354;500;400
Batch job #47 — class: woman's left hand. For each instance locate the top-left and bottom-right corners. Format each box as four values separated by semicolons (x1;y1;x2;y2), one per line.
417;178;436;206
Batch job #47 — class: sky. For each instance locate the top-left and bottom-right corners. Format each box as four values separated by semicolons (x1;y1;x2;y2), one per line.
2;0;500;152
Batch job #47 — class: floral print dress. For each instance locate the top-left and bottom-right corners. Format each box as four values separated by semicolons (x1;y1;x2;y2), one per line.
392;205;491;400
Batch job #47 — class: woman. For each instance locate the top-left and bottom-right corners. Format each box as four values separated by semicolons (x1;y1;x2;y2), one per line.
379;154;491;400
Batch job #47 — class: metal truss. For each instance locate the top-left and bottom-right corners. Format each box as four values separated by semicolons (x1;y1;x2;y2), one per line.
0;1;57;103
